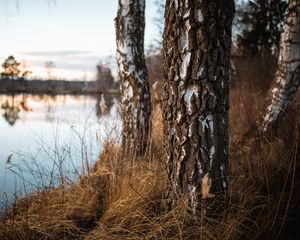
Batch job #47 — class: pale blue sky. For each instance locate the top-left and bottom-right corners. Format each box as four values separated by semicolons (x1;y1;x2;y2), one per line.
0;0;160;80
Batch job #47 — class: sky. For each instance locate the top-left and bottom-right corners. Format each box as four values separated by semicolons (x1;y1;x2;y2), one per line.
0;0;160;80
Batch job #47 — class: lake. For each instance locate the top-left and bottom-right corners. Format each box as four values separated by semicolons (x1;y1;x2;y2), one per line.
0;94;121;209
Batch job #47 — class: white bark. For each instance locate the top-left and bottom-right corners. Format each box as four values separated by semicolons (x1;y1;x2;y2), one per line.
163;0;235;211
115;0;151;156
261;0;300;133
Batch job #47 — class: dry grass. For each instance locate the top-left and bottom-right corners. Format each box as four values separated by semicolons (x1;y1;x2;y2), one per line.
0;84;300;240
0;168;109;239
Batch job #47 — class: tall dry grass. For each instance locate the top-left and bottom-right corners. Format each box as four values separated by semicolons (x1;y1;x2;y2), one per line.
0;83;299;239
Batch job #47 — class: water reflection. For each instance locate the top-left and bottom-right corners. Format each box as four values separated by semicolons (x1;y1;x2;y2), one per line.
0;93;121;208
96;94;115;117
1;95;33;125
0;94;118;125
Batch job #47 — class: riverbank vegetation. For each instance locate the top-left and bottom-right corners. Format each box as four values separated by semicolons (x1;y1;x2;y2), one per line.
1;0;300;239
0;79;299;239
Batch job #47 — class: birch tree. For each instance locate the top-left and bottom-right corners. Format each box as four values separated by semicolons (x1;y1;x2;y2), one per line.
162;0;235;210
259;0;300;134
115;0;151;156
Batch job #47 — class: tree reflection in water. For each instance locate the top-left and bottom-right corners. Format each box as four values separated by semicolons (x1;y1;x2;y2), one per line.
1;95;32;125
0;94;120;126
95;94;114;118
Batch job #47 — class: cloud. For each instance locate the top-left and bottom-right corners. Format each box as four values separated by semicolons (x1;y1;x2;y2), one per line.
27;55;105;69
22;50;91;57
13;50;118;80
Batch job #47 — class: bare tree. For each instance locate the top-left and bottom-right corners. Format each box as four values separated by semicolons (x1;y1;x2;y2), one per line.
20;60;32;79
162;0;235;211
96;62;115;92
258;0;300;134
115;0;151;156
44;61;55;80
147;0;165;52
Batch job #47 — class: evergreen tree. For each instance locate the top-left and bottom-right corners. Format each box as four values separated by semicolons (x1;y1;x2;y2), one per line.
1;56;21;79
237;0;287;56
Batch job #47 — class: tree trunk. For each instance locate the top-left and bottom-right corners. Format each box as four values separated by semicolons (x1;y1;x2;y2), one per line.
115;0;151;157
260;0;300;134
162;0;235;211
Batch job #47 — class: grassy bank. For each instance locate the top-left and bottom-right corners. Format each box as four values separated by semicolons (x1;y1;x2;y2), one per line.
0;85;299;240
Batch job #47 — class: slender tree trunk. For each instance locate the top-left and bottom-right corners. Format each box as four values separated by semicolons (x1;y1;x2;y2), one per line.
259;0;300;134
115;0;151;157
162;0;235;211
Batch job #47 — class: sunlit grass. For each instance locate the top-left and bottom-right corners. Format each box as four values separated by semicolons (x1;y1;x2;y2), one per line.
0;85;299;239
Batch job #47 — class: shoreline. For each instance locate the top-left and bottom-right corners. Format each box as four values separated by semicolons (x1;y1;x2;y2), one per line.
0;78;119;95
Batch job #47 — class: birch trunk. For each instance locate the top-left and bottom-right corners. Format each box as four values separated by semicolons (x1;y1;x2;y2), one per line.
162;0;235;210
115;0;151;156
260;0;300;134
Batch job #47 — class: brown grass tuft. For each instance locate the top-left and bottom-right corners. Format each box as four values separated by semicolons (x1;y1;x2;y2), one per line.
1;84;300;239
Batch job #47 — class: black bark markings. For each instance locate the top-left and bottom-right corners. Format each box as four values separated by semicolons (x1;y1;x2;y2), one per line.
163;0;235;210
115;0;151;157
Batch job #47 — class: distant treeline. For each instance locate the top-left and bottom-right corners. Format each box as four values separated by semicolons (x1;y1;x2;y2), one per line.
0;78;119;95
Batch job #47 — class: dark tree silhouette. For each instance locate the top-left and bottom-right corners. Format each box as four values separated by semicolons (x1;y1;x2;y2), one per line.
236;0;287;57
44;61;55;80
1;56;21;80
96;63;116;92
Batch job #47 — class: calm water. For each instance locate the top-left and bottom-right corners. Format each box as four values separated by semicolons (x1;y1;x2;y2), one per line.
0;94;121;208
